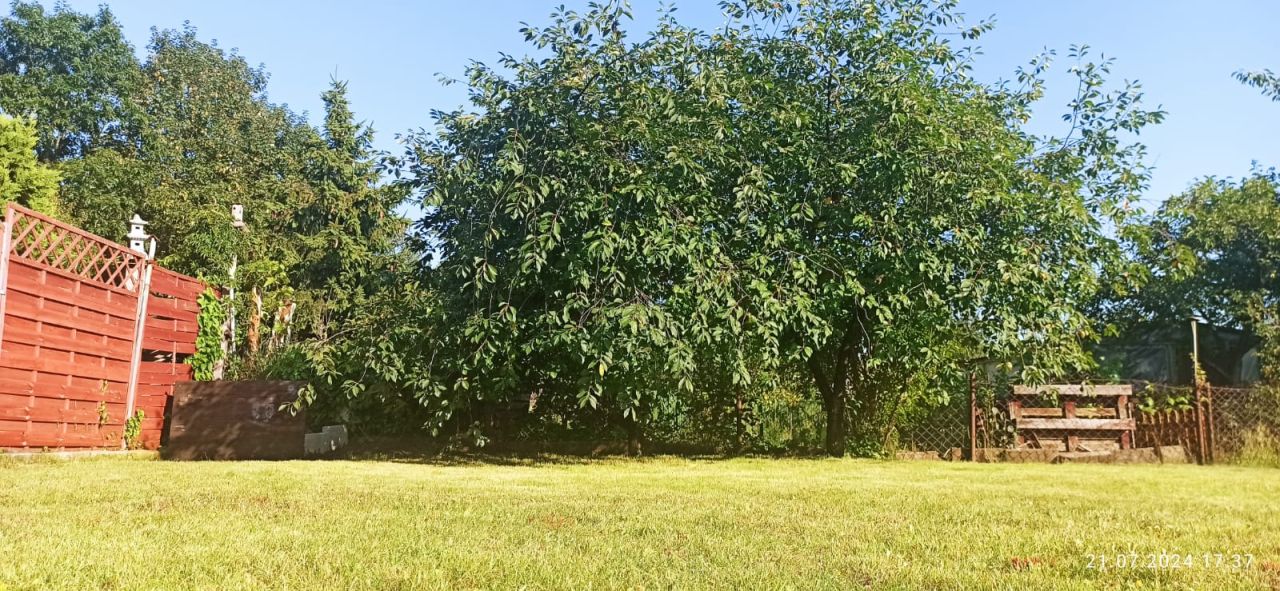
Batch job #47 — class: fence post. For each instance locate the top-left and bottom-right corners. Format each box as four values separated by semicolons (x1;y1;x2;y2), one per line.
122;259;154;449
1193;383;1209;464
968;371;977;460
0;205;12;354
1204;384;1216;464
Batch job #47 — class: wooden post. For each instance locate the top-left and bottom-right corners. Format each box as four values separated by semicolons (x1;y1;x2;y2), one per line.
1191;319;1209;464
1117;393;1131;449
1205;385;1216;464
1009;397;1024;447
1063;398;1078;452
1192;385;1208;464
968;371;977;459
0;205;13;354
122;259;153;449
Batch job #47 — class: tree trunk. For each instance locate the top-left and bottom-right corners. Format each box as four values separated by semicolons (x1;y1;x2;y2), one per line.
822;390;847;457
734;388;747;453
810;353;850;457
247;287;262;355
626;419;643;457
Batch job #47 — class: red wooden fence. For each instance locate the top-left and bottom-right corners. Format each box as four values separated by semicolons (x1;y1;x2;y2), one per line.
1134;408;1205;463
0;203;204;450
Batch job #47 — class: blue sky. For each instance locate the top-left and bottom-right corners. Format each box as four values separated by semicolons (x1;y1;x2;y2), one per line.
61;0;1280;210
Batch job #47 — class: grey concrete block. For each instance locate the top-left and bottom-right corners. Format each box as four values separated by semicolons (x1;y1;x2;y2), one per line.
304;424;349;456
321;424;348;449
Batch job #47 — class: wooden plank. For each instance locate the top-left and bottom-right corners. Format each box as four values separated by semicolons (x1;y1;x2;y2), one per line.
0;403;126;425
135;393;171;407
5;263;137;320
140;337;196;355
0;371;128;400
2;324;134;361
151;265;202;283
4;297;136;340
1075;407;1118;419
7;252;140;297
0;349;131;382
0;392;30;408
148;294;201;314
149;272;204;299
137;369;191;385
138;361;182;374
0;424;118;448
1015;418;1136;431
146;316;197;334
1012;384;1132;397
1019;407;1063;418
142;323;196;344
145;296;199;322
141;365;191;378
135;383;174;397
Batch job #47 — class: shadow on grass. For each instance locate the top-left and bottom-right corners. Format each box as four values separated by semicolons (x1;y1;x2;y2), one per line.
332;435;813;467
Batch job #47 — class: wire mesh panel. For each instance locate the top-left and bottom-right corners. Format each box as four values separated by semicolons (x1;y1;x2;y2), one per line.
891;378;1280;464
895;399;970;455
1208;386;1280;464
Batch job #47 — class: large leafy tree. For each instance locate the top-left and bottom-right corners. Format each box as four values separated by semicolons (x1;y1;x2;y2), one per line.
0;3;412;400
0;113;58;214
61;26;315;282
1123;171;1280;377
0;2;140;162
1108;68;1280;379
385;0;1159;455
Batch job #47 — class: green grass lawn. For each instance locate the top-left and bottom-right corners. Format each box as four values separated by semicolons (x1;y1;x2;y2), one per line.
1;455;1278;590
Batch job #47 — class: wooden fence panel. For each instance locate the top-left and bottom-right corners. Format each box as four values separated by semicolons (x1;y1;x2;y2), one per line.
0;203;206;451
135;268;204;446
1134;408;1205;463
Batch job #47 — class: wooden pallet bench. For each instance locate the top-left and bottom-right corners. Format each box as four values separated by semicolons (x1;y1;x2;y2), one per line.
1010;384;1134;452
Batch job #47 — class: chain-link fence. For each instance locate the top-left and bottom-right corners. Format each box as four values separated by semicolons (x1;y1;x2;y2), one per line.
894;395;970;456
1206;385;1280;465
890;381;1280;466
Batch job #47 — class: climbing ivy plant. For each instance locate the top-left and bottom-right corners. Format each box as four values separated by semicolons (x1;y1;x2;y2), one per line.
123;409;145;449
189;287;225;381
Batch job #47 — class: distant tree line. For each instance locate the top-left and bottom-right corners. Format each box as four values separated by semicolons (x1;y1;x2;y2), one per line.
0;1;407;363
0;0;1275;456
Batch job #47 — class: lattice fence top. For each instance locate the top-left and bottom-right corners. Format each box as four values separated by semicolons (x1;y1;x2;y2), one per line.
5;203;145;292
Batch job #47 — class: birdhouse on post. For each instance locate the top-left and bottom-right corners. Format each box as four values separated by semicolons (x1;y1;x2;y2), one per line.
127;214;151;256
